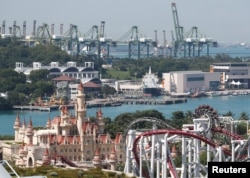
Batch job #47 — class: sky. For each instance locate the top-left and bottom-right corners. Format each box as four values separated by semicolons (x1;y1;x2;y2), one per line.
1;0;250;45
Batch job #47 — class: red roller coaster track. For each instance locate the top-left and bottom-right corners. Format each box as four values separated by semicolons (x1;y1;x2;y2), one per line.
132;129;234;178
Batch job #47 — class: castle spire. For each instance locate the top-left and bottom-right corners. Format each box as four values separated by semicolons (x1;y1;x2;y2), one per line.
14;114;21;141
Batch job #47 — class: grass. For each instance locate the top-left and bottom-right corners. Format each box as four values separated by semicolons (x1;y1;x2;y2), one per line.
105;69;131;80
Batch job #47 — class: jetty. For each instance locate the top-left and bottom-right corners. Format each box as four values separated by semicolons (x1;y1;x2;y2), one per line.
12;105;74;112
13;98;187;111
120;98;187;105
86;97;187;107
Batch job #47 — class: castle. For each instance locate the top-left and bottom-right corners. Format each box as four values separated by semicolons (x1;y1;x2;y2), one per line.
12;82;124;170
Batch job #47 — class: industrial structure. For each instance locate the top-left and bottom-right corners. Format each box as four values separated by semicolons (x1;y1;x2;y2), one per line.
171;2;217;58
0;20;156;59
0;3;217;59
123;105;250;178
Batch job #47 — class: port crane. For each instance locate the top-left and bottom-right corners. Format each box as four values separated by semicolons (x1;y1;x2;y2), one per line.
78;21;115;58
117;26;155;59
36;23;52;45
171;2;184;57
171;3;216;58
63;24;80;55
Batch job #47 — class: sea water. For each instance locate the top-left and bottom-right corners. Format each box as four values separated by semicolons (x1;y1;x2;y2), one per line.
1;95;250;135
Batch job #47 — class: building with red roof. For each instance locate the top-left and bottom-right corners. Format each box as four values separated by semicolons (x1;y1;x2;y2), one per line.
11;82;124;169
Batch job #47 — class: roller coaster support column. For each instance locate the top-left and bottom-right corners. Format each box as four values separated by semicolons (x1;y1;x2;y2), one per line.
162;134;168;178
188;139;192;178
232;142;235;162
218;146;222;162
124;130;136;175
139;136;143;178
180;136;187;178
150;124;157;177
156;142;161;178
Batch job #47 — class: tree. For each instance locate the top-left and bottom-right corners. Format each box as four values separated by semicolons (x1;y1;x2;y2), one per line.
223;111;234;117
0;97;11;110
170;111;192;129
29;69;50;83
236;121;248;136
239;112;249;121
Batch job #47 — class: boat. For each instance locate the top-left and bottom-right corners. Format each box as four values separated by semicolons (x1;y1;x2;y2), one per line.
190;91;202;98
142;66;162;97
170;92;190;98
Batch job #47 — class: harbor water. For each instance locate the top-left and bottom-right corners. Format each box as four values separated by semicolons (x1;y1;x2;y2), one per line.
1;94;250;135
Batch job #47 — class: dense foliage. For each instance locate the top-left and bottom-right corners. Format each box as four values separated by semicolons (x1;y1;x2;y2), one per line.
11;165;134;178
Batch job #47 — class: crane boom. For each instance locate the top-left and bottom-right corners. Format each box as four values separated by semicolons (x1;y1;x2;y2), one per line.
171;2;183;42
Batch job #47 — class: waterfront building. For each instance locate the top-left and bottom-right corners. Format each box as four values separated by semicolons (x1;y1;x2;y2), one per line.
14;61;99;83
52;76;101;101
2;82;124;169
162;71;220;94
210;62;250;90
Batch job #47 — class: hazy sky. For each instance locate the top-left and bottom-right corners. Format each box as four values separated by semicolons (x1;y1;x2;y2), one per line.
1;0;249;44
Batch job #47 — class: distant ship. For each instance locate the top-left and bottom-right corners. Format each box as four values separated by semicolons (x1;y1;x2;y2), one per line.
142;67;162;96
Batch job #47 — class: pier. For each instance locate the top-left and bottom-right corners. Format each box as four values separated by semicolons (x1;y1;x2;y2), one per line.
12;105;74;112
120;98;187;105
13;98;187;111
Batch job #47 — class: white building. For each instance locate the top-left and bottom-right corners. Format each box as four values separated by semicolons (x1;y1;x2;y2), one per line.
210;62;250;90
162;71;220;94
15;61;99;83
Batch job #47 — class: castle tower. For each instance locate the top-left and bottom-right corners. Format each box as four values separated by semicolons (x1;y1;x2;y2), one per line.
75;82;86;161
46;117;51;129
93;148;102;168
96;108;105;134
60;106;71;136
42;148;50;165
108;146;117;171
75;82;86;133
19;118;26;142
13;114;21;141
26;119;33;146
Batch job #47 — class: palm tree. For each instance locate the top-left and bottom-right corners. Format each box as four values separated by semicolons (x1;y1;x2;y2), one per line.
239;112;249;120
223;111;234;117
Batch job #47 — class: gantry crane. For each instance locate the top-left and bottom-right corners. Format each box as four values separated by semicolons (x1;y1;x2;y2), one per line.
36;23;52;45
78;21;114;58
171;2;185;57
171;3;216;58
63;24;80;55
117;26;153;59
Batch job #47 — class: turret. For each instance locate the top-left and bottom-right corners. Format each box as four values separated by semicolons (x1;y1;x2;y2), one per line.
93;148;102;168
42;148;50;165
26;118;33;146
13;114;21;141
108;146;117;171
75;82;86;161
60;106;71;136
76;82;86;134
96;108;105;134
46;117;51;129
